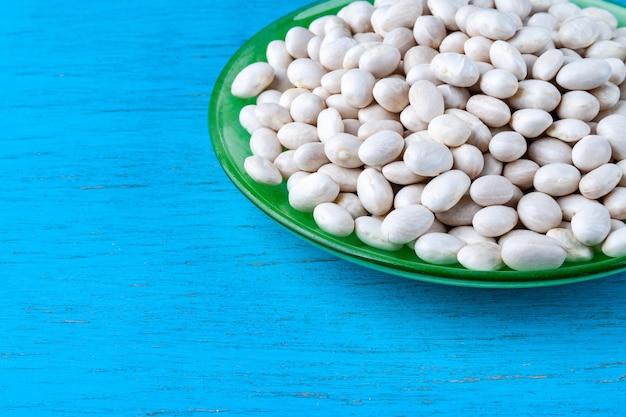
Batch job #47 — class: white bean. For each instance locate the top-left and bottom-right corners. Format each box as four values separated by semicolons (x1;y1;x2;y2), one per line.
231;62;275;99
244;155;283;185
527;137;572;166
557;90;600;122
430;52;480;87
277;122;318;149
489;40;527;81
415;233;464;265
403;139;453;177
293;142;330;172
570;201;612;246
421;170;471;212
357;167;394;216
381;204;435;244
341;69;376;109
500;232;567;271
546;119;591;143
324;133;363;168
457;242;504;271
532;48;564;81
556;58;612;91
249;127;283;162
502;159;539;189
354;216;403;251
579;163;622;199
465;94;511;127
507;79;561;112
287;58;326;90
510;108;553;138
472;205;519;238
479;68;518;99
571;135;612;172
428;114;471;147
254;102;293;131
408;80;445;122
359;44;402;78
382;161;425;185
517;192;563;233
603;187;626;220
394;183;425;209
372;77;410;113
451;144;484;179
533;163;581;197
488;131;527;162
470;175;516;206
358;129;404;166
317;163;360;192
313;202;355;237
601;228;626;258
596;114;626;160
288;172;340;212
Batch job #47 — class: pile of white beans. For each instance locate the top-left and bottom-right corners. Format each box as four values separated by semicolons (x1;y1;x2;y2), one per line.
231;0;626;272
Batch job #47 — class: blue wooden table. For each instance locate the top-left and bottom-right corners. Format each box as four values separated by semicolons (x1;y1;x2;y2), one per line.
2;0;626;415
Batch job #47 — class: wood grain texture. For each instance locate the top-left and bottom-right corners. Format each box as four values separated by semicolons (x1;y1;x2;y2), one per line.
1;1;626;416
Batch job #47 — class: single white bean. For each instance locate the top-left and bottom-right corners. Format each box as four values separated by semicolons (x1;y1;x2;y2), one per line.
358;129;404;166
341;69;376;109
557;90;600;122
470;175;516;206
507;79;561;112
403;140;454;177
527;137;572;166
596;114;626;160
451;144;484;179
465;94;511;127
533;163;581;197
357;167;394;216
354;216;404;251
430;52;480;87
243;155;283;185
517;191;563;233
602;228;626;258
488;131;527;162
546;119;591;143
277;122;318;149
408;80;445;122
510;108;553;138
579;163;622;199
489;40;527;81
479;68;518;99
381;204;435;244
570;201;612;246
324;133;363;168
232;62;275;99
603;187;626;220
382;161;425;185
421;170;471;213
427;114;471;147
287;58;326;90
457;242;504;271
472;205;519;238
359;44;402;78
556;58;612;91
249;128;283;162
293;142;330;172
313;202;355;237
288;172;340;212
500;232;567;271
415;233;465;265
502;159;539;189
571;135;612;172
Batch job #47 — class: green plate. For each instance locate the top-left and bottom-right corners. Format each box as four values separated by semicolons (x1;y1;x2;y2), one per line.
209;0;626;288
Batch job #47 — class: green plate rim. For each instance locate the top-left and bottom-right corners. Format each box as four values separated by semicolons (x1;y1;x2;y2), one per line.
209;0;626;288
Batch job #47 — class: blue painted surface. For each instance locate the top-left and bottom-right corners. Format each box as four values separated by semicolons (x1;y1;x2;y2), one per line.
1;1;626;416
